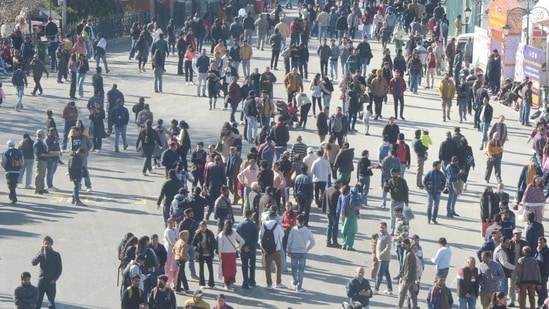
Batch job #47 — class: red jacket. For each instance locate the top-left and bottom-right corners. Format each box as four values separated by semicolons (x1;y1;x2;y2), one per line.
389;77;407;96
282;211;298;232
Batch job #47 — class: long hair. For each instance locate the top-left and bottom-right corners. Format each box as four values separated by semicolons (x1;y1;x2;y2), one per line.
222;220;233;236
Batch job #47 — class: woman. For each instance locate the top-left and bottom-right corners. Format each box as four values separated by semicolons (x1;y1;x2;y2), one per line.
76;119;89;137
73;34;87;57
154;119;169;168
118;233;135;265
184;46;195;84
163;218;179;289
207;62;221;110
217;220;244;290
457;137;475;191
136;119;162;176
521;175;545;222
213;39;226;56
177;120;191;170
382;48;393;70
136;236;159;288
516;156;543;209
357;150;373;206
89;101;106;152
480;186;498;223
273;161;287;210
338;185;358;251
310;73;322;117
192;220;217;288
296;92;312;129
76;54;89;98
321;76;333;108
68;53;77;99
484;135;503;184
488;291;507;309
135;33;149;73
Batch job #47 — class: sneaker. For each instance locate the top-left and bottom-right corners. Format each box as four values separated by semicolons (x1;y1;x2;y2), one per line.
290;281;296;288
86;188;92;193
276;283;287;288
266;285;273;290
382;290;392;295
191;275;199;280
373;289;379;295
25;185;33;189
296;288;305;292
48;187;58;192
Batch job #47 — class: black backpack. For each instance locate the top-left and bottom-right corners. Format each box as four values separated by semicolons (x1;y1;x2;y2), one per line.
5;149;23;171
261;223;278;254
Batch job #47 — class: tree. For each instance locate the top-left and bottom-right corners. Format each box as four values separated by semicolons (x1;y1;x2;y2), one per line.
0;0;43;36
50;0;122;24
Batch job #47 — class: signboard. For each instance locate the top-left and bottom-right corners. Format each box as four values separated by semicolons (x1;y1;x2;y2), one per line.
515;44;544;108
473;27;491;70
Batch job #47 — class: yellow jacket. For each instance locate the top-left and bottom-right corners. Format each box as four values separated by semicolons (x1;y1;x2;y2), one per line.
438;79;456;100
485;142;503;157
370;77;388;97
260;98;275;117
284;72;303;93
172;230;189;261
240;45;253;60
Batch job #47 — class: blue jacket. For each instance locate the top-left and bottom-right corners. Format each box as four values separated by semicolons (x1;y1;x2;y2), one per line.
294;174;313;199
423;169;446;193
161;149;179;171
426;285;453;309
196;55;210;73
110;105;129;127
236;219;259;250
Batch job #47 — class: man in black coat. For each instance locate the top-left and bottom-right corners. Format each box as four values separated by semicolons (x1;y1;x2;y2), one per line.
205;156;226;220
316;106;329;142
438;131;458;167
156;169;183;223
322;180;342;248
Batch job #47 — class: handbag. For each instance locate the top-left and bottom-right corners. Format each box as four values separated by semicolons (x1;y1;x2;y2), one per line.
452;179;464;195
225;235;240;258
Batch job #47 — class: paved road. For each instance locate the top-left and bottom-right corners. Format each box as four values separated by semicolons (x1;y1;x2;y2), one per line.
0;21;541;309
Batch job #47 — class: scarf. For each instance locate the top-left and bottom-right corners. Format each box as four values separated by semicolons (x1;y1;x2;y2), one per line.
429;284;450;309
526;164;537;185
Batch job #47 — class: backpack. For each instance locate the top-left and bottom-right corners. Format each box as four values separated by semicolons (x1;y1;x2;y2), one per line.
324;81;334;92
260;142;275;164
261;223;278;254
171;196;188;223
6;149;23;171
349;192;362;211
379;143;392;160
395;142;407;163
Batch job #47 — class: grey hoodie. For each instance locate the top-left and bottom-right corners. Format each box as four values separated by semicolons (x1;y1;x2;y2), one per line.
287;225;316;254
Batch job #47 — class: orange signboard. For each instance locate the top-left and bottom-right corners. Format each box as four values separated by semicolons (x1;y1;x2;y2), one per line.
488;0;523;35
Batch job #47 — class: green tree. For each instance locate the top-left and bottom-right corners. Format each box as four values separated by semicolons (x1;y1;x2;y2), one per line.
51;0;122;23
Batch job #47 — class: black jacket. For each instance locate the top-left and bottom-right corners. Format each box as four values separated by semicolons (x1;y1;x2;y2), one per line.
68;154;84;181
382;124;400;144
31;248;62;282
322;186;340;215
316;112;329;136
157;177;182;207
205;163;226;193
192;229;217;258
480;193;499;222
357;157;373;178
479;103;494;123
438;138;458;162
334;148;355;173
270;122;290;146
346;277;372;306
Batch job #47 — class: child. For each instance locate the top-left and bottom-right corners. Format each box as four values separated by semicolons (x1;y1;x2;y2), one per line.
363;104;372;135
172;230;190;292
420;129;432;159
370;233;379;281
0;83;4;105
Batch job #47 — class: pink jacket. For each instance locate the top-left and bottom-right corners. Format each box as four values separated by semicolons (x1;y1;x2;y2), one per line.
273;170;287;190
237;166;260;187
543;155;549;171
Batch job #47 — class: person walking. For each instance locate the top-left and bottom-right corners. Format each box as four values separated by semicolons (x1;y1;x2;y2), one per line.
136;119;162;176
383;168;409;234
11;64;27;111
29;55;48;96
438;73;455;122
32;236;62;309
413;129;428;189
516;246;540;309
2;140;23;205
374;221;393;295
322;180;343;248
294;165;313;226
76;54;89;98
287;214;316;292
68;148;86;206
389;69;407;120
13;271;38;309
456;257;479;309
93;32;110;73
478;251;505;309
111;99;129;152
426;276;454;309
337;184;358;251
423;160;446;224
259;210;286;289
478;96;494;150
484;135;503;184
397;238;418;309
445;156;462;218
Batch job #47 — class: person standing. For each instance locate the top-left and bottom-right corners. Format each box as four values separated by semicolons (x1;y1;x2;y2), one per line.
438;73;455;122
516;246;540;309
536;237;549;307
456;257;479;309
45;128;61;192
431;237;452;280
287;214;315;292
478;251;505;309
337;185;359;251
522;81;533;127
17;134;34;189
13;271;38;309
383;168;409;234
32;236;62;309
426;276;454;309
370;69;388;120
67;148;86;206
322;180;342;248
259;210;286;289
111;99;130;153
148;275;176;308
2;140;23;205
236;210;258;289
89;101;106;153
445;156;462;218
217;220;244;290
397;238;418;309
11;64;27;112
329;106;348;147
294;165;313;226
423;161;446;224
456;77;469;123
310;150;330;207
374;222;393;295
413;129;428;189
29;55;48;96
121;275;147;309
33;130;51;195
478;96;494;150
153;41;167;93
61;101;78;150
92;66;104;99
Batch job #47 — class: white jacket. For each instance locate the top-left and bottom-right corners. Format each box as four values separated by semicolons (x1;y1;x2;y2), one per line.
311;157;331;182
217;230;245;254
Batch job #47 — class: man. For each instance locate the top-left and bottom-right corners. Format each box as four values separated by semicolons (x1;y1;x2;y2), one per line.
329;39;340;80
344;267;373;309
68;148;86;206
13;271;37;309
283;67;303;104
317;38;331;78
259;210;286;289
215;294;234;309
236;210;258;289
226;147;242;204
370;68;388;119
270;29;282;70
426;276;454;309
111;98;129;152
438;73;455;122
322;180;342;248
456;76;469;123
478;93;494;150
516;246;541;309
287;214;316;292
106;84;125;134
444;156;462;218
93;33;110;73
310;150;330;207
190;142;207;188
156;169;183;223
243;12;255;44
478;251;505;309
522;81;533;127
374;222;393;295
329;106;348;147
196;49;210;97
32;236;62;309
255;15;270;51
244;90;259;143
29;55;48;96
456;257;479;309
270;116;290;159
290;135;308;162
431;237;452;279
121;275;147;309
294;165;313;226
412;129;427;189
67;126;93;192
356;36;373;76
509;228;528;306
161;142;180;178
380;149;401;208
423;160;446;224
2;140;23;205
536;237;549;307
214;186;233;232
12;64;28;111
240;40;253;77
394;133;410;179
33;130;51;195
316;106;329;142
389;69;407;120
393;206;409;280
494;236;515;296
397;238;417;309
525;212;544;249
205;156;226;221
439;131;458;168
18;134;34;189
183;290;210;309
148;275;176;309
383;168;409;235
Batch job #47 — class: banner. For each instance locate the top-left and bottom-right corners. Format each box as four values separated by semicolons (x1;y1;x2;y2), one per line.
515;45;543;108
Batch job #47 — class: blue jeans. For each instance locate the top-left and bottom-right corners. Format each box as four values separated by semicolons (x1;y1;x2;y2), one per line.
329;60;338;80
359;176;370;205
458;296;476;309
318;26;328;41
95;54;109;71
114;125;128;150
427;192;441;221
77;73;86;97
16;85;24;109
275;146;287;160
187;244;196;276
362;25;371;39
49;53;57;72
326;213;339;244
83;167;92;189
129;38;137;58
261;116;270;129
36;279;56;309
375;260;393;291
480;121;489;148
246;116;258;141
360;58;368;76
291;253;307;289
46;158;58;188
395;245;404;275
446;185;457;215
522;103;530;126
458;98;467;120
390;201;405;234
381;177;389;206
499;277;508;294
72;180;81;203
241;249;256;287
409;73;420;93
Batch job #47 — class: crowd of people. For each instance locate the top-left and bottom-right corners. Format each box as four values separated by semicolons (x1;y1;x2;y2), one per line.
4;0;549;308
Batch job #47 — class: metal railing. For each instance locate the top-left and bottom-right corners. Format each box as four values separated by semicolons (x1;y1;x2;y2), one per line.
66;12;151;39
